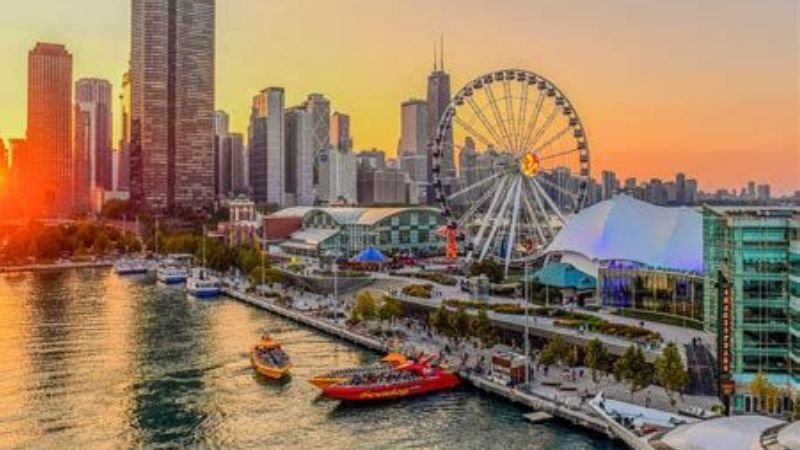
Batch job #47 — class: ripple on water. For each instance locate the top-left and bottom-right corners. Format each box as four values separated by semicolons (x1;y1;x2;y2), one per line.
0;269;624;450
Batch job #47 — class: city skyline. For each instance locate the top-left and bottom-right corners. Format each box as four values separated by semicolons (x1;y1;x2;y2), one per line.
0;0;797;194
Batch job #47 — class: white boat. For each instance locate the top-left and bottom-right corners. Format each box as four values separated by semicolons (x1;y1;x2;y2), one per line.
114;259;149;275
157;263;189;284
186;267;220;298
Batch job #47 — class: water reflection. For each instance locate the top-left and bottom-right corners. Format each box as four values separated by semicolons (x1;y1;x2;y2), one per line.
0;269;623;450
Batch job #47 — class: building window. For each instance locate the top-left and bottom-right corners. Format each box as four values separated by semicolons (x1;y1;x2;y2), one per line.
419;230;428;243
399;214;410;226
400;230;409;244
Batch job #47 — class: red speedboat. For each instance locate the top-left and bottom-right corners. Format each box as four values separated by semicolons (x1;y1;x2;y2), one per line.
321;361;460;402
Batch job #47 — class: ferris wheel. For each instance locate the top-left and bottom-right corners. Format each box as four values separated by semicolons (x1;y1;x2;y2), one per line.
432;69;591;276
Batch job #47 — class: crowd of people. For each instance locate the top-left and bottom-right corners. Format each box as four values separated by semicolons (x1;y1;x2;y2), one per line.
344;369;420;387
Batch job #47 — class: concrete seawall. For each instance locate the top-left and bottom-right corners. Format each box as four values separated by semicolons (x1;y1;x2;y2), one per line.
0;261;113;274
223;287;621;444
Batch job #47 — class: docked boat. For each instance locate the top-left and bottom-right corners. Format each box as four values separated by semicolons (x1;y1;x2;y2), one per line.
321;361;459;402
156;262;188;284
251;335;292;379
114;259;149;275
309;352;409;389
186;267;221;298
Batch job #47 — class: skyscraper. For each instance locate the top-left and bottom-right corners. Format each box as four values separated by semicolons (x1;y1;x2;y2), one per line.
330;112;351;152
213;110;230;197
285;106;315;206
426;41;454;202
248;88;285;205
601;170;619;200
75;78;113;193
130;0;215;216
27;43;73;217
302;93;331;191
399;99;428;203
117;71;132;192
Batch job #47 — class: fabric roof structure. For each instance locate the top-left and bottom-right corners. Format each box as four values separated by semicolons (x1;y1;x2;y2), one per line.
531;262;596;290
352;247;388;264
270;206;441;226
546;195;703;275
287;228;339;245
657;416;785;450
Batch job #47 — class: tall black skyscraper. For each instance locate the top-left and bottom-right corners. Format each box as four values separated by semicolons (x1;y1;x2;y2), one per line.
426;38;454;202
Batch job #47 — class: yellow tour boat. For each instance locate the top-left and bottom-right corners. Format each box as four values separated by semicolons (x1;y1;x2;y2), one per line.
251;335;292;380
309;352;409;389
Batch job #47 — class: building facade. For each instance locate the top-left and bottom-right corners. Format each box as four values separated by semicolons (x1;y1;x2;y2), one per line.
75;78;113;193
399;99;429;203
248;88;285;206
275;207;446;258
329;112;351;152
703;206;799;415
27;43;73;217
285;106;315;206
317;148;357;205
130;0;215;216
427;51;454;201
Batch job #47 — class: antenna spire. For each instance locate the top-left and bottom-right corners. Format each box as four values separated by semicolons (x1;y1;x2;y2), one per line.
440;33;444;71
433;42;437;71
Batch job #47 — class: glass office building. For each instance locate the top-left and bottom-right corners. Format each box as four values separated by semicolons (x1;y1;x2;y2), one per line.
703;206;799;415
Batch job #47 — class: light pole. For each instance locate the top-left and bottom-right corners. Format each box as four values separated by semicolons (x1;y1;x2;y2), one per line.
524;259;530;388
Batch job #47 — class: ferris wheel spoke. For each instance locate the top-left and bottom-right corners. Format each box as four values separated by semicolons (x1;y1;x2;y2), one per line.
480;176;519;261
504;177;524;275
519;90;546;156
521;184;547;244
502;79;519;152
468;174;510;261
452;115;497;150
516;82;531;155
457;180;503;228
465;96;506;150
531;177;567;223
527;177;557;239
526;107;560;153
535;175;579;207
483;82;515;151
531;125;572;156
538;147;580;162
448;169;508;203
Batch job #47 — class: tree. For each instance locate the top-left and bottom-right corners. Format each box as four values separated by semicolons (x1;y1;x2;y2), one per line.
452;304;471;339
92;231;111;254
793;393;800;421
585;338;610;382
430;304;452;337
353;291;378;322
471;308;495;348
469;259;504;284
539;335;568;367
750;371;780;414
654;342;689;405
378;296;404;323
614;345;653;397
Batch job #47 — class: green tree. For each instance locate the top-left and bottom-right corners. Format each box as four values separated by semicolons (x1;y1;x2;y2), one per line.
429;304;452;337
793;393;800;420
585;338;610;382
378;296;404;322
235;245;261;274
353;291;378;322
92;231;111;254
654;342;689;405
471;307;495;348
469;259;504;283
452;304;471;339
539;335;568;367
614;345;653;397
248;266;282;285
750;371;780;414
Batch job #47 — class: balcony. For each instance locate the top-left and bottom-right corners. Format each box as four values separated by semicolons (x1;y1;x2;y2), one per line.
742;321;788;332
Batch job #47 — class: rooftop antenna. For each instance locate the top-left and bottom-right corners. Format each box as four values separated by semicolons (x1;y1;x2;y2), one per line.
440;33;444;71
433;41;437;71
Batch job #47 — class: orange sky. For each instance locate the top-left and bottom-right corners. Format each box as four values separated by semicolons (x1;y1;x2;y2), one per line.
0;0;797;193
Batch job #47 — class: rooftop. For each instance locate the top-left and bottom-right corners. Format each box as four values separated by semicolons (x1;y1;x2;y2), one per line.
656;416;786;450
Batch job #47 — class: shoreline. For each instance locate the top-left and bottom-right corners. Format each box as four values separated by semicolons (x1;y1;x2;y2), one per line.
222;287;620;442
0;261;113;274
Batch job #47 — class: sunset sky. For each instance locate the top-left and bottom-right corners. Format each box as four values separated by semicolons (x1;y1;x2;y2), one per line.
0;0;797;193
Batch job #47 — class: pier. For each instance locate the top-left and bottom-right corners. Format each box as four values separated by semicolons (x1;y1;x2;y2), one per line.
222;287;619;442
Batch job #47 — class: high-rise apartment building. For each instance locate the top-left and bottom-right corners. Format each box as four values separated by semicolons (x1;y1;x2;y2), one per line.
601;170;619;201
130;0;215;216
27;43;73;217
427;44;454;201
399;99;428;203
317;148;357;205
285;106;315;206
116;71;132;192
330;112;351;152
703;206;799;416
249;88;285;205
75;78;113;192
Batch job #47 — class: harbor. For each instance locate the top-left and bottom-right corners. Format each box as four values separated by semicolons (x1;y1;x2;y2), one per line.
0;268;625;450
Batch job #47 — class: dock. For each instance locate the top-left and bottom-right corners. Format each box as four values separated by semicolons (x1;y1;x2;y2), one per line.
523;412;553;423
223;287;620;444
